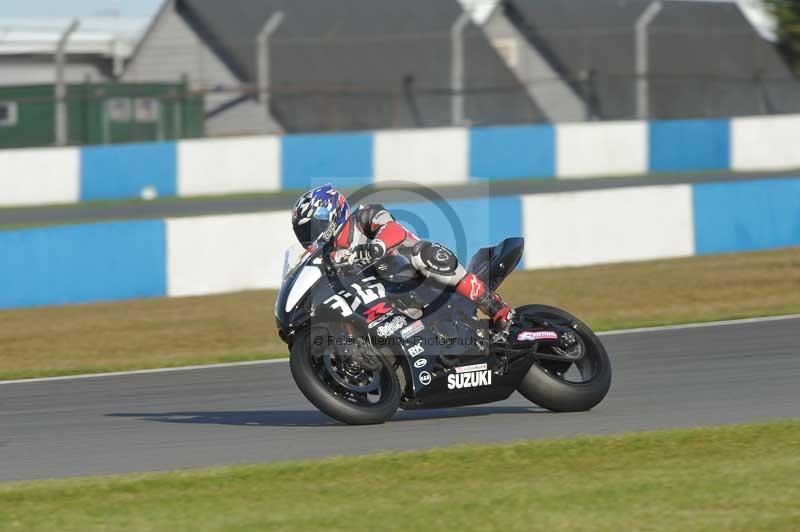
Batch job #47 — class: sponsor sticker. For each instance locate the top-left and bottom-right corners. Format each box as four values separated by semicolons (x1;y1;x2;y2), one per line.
376;315;407;338
319;221;337;242
418;371;432;386
413;358;427;368
367;312;392;329
455;363;488;373
469;275;483;301
408;344;425;357
448;364;492;390
428;262;450;273
401;320;425;339
364;301;393;323
516;330;559;342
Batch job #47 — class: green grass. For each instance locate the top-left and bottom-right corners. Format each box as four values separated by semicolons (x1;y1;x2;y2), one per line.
1;247;799;381
1;420;798;531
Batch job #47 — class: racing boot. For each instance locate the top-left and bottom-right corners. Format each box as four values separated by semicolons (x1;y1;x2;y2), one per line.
456;273;515;340
478;292;515;342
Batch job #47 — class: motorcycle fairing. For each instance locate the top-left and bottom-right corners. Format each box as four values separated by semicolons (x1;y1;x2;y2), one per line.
466;237;524;292
389;293;487;395
277;238;539;409
403;355;535;410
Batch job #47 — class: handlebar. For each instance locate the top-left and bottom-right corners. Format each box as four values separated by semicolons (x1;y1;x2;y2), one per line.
327;249;357;270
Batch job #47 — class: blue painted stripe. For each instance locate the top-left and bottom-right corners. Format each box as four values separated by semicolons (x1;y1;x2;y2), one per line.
692;177;800;255
81;142;177;201
281;132;373;191
469;124;555;181
649;119;730;173
0;220;166;309
385;196;524;267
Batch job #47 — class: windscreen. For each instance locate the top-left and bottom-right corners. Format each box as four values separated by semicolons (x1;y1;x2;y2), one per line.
282;243;309;280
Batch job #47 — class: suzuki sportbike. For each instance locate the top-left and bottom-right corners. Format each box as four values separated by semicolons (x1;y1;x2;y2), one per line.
276;237;611;425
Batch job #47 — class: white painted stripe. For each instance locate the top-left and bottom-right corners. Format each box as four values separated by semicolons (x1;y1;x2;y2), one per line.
166;210;295;296
0;147;80;207
731;114;800;171
3;314;798;386
521;185;695;268
556;121;647;178
0;358;289;385
177;135;281;196
373;127;468;186
598;313;800;336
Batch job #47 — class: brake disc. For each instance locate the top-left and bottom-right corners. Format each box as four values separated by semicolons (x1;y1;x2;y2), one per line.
551;334;585;361
322;352;381;393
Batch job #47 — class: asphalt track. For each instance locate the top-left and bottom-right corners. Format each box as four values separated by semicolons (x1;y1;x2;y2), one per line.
1;316;798;482
2;169;798;228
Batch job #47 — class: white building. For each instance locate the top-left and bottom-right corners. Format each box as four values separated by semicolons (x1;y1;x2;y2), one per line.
0;18;147;86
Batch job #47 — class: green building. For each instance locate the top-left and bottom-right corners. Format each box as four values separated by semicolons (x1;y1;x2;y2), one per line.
0;82;204;149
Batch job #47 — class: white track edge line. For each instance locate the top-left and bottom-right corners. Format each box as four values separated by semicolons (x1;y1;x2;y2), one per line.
0;358;289;385
595;313;800;336
3;313;799;385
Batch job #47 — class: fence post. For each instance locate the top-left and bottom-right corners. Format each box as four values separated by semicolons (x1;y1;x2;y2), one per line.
55;19;80;146
635;1;662;120
82;74;91;145
256;11;285;133
451;11;471;126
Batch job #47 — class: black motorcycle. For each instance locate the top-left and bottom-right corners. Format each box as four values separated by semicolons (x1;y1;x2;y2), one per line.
276;236;611;425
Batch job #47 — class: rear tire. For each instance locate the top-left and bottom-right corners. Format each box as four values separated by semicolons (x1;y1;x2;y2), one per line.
516;305;612;412
290;328;401;425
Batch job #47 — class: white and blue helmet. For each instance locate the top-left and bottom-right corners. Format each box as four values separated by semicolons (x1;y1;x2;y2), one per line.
291;184;350;247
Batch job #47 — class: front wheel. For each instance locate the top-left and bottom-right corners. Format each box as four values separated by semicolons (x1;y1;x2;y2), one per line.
290;328;401;425
516;305;612;412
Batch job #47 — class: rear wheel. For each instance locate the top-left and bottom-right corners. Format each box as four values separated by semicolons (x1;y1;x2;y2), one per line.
516;305;612;412
290;328;401;425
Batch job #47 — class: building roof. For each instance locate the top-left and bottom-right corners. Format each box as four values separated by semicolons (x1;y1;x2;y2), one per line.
504;0;800;119
458;0;502;25
174;0;543;131
0;18;146;58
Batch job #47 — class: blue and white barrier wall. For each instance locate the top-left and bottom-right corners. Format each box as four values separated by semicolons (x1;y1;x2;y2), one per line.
0;147;80;206
2;114;800;207
1;176;799;310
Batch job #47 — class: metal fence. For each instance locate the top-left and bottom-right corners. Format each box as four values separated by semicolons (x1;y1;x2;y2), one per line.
118;22;800;135
6;22;800;141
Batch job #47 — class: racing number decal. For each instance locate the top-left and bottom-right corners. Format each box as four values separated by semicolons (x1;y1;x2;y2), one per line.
323;294;353;317
350;277;386;305
324;277;387;317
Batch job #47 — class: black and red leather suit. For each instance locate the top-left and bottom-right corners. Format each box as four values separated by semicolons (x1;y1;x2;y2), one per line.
334;204;513;328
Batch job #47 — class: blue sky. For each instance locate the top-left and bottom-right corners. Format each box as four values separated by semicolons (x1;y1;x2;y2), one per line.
2;0;742;20
3;0;163;19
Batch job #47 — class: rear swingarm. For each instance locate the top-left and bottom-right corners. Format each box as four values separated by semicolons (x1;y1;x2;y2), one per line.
497;345;585;363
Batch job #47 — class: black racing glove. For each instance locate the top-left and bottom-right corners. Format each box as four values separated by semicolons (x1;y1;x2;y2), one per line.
351;240;386;265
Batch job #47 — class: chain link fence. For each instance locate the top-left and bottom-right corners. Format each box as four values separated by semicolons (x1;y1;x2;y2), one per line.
4;24;799;146
120;24;800;135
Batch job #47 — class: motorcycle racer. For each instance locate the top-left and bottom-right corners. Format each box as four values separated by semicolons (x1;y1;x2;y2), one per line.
291;184;515;336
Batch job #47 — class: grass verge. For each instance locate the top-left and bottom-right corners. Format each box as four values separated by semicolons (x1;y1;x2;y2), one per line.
1;420;798;531
2;247;799;381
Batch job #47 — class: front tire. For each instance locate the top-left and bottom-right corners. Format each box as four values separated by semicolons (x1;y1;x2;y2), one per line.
290;328;401;425
516;305;612;412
